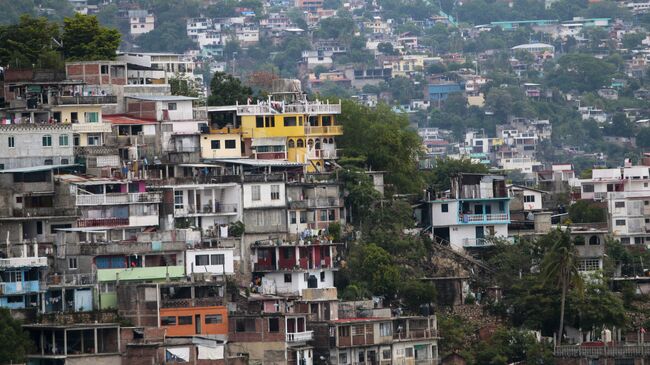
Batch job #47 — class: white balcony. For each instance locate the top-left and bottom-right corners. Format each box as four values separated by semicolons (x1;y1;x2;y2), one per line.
76;192;162;206
0;256;48;268
71;123;113;133
236;102;341;115
458;213;508;224
286;331;313;343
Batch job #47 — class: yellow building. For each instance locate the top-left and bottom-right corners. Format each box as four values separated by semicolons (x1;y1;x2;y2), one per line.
52;99;115;147
200;133;242;159
205;96;342;172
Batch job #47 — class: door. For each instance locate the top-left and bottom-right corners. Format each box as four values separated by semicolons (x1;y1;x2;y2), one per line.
484;205;491;214
74;288;92;312
474;204;482;214
475;226;485;239
195;314;202;334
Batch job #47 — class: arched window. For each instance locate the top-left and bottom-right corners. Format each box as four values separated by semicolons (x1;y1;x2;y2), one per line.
589;235;601;245
329;138;334;144
288;139;295;148
307;139;314;148
315;138;321;150
297;139;304;148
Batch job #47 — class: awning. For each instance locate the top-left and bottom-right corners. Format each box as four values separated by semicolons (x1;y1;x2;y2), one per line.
251;137;286;147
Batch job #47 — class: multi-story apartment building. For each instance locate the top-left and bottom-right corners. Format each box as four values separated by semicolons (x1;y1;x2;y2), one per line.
128;10;155;36
428;173;511;251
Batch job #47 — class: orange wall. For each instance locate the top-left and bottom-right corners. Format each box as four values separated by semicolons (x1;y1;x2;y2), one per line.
160;306;228;337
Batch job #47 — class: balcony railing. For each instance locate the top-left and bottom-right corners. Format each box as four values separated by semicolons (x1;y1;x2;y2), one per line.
51;95;118;105
174;203;238;216
0;257;48;268
458;213;508;223
305;125;343;135
76;192;162;206
289;197;341;208
286;331;313;343
161;297;224;308
71;123;112;133
393;329;438;340
462;238;491;247
236;103;341;115
554;344;650;358
46;273;96;286
77;217;129;227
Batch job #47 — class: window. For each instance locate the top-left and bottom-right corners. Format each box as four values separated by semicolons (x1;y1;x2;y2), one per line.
284;273;292;283
7;136;14;148
405;348;414;358
290;211;297;224
211;140;220;149
589;236;601;245
265;116;275;127
616;219;626;226
339;353;348;364
621;237;630;244
320;271;325;282
382;349;392;360
352;325;365;336
59;135;69;146
635;237;645;245
252;186;261;201
284;116;297;126
235;318;256;332
168;103;177;110
578;259;601;272
271;185;280;200
85;112;99;123
225;139;236;149
68;258;78;270
288;139;295;148
211;254;225;265
7;296;23;304
42;135;52;147
101;65;109;74
615;201;625;208
44;159;53;165
583;184;594;193
268;318;280;332
524;195;536;203
161;316;177;326
174;191;184;210
205;314;223;324
379;322;392;336
256;116;264;128
300;211;307;224
297;139;304;148
61;159;69;164
196;254;210;266
320;210;327;222
441;204;448;213
358;351;365;363
178;316;193;325
322;115;332;126
87;134;100;146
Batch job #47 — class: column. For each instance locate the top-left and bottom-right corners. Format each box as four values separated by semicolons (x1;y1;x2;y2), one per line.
94;328;98;354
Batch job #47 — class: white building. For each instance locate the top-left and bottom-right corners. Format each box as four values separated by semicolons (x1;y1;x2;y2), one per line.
186;248;236;275
129;10;155;36
429;173;511;251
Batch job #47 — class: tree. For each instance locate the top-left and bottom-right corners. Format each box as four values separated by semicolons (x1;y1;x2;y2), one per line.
540;229;584;344
169;74;200;98
347;243;401;298
0;15;62;68
207;72;253;106
568;200;606;223
622;32;646;50
546;54;616;92
388;76;421;105
637;128;650;149
0;308;33;363
337;101;424;194
135;21;195;53
62;13;120;61
377;42;396;55
425;158;488;191
400;280;436;312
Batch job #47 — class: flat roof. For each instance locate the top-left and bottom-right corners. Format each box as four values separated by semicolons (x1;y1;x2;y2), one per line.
103;115;157;125
0;164;78;174
127;95;197;101
207;158;305;167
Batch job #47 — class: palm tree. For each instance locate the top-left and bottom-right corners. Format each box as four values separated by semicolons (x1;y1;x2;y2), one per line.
541;229;584;345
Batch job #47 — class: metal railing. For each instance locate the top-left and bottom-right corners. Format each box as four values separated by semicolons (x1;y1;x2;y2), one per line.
46;273;96;286
305;125;343;135
458;213;508;223
554;344;650;357
174;203;238;216
51;95;118;105
76;192;162;206
77;217;129;227
286;331;313;343
236;103;341;115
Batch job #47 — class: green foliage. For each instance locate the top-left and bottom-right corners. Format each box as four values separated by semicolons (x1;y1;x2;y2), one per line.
208;72;253;106
0;15;62;68
169;74;200;98
135;21;195;53
388;76;423;105
347;243;401;299
0;0;73;24
568;200;606;223
474;327;554;365
228;221;245;237
62;13;120;61
0;308;33;363
425;158;488;191
546;54;617;92
337;101;424;194
400;280;436;311
437;314;476;358
377;42;397;55
338;167;380;225
327;222;342;242
622;32;646;50
568;278;626;331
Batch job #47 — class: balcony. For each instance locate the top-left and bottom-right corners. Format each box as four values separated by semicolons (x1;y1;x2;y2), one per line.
174;203;238;217
71;122;112;133
307;149;339;160
393;329;438;341
51;95;118;105
301;287;337;301
161;297;224;308
305;125;343;135
236;102;341;115
46;273;96;286
462;238;492;247
76;192;162;206
77;217;129;228
458;213;509;224
0;280;42;295
286;331;313;343
288;197;341;209
0;257;47;269
97;265;185;282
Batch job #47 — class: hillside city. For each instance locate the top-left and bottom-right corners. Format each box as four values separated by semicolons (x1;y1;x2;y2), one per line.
3;0;650;364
